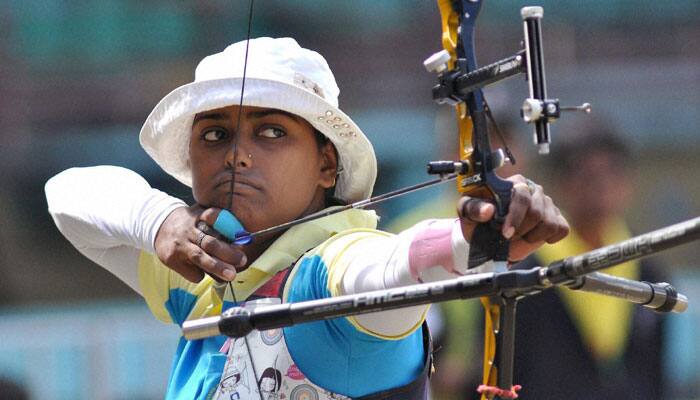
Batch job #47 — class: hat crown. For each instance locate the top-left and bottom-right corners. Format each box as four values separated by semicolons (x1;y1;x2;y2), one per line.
195;37;340;107
140;37;377;203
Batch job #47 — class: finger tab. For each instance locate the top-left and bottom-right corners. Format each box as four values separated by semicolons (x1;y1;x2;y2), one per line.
213;210;246;242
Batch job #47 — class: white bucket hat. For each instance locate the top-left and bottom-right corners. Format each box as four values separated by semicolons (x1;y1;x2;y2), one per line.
140;37;377;203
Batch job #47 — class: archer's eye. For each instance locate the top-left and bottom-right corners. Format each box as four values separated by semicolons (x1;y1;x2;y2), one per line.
258;127;286;139
202;128;227;142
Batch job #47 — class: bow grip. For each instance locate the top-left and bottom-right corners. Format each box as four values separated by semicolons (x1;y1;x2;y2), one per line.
467;173;513;268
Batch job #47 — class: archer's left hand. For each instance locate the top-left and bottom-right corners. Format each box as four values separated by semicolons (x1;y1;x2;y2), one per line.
457;174;569;263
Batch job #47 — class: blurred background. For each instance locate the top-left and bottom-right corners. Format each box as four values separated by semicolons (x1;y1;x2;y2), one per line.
0;0;699;399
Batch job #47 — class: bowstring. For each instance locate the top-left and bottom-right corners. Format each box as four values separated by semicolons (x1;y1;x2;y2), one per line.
223;1;264;399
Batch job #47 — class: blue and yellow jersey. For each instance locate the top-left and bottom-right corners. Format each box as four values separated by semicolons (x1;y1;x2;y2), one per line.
138;209;426;399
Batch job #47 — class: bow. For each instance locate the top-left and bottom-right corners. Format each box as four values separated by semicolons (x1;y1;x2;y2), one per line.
425;2;516;396
424;1;591;397
425;2;522;397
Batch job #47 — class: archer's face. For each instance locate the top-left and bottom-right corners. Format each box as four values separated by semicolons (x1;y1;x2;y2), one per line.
189;105;337;233
559;151;632;221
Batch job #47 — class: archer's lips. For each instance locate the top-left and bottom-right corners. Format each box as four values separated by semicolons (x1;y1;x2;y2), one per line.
217;177;262;192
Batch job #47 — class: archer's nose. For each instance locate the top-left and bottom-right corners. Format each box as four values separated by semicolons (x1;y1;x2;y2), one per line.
225;143;252;169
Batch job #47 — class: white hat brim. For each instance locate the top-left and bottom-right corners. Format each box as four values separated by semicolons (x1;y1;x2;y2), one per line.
139;77;377;203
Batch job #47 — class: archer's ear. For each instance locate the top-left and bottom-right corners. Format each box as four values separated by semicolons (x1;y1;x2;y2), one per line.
319;142;339;189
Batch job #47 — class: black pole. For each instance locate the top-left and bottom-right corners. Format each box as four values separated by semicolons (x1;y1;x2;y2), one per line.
183;272;499;340
542;216;700;285
496;297;517;392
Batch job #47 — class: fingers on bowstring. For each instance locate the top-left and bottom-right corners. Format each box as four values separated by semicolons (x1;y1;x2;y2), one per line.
175;263;206;284
199;207;222;227
187;226;239;282
192;225;247;267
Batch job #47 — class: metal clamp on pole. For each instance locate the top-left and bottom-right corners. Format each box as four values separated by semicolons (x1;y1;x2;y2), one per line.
183;307;255;341
566;272;688;313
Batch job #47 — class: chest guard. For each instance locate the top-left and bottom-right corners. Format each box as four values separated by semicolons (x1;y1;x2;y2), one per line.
212;268;433;400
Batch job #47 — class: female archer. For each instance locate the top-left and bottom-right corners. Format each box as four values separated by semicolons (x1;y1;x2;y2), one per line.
45;37;568;399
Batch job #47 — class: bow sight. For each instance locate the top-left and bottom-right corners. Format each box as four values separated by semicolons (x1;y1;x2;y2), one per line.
424;6;590;165
422;3;593;398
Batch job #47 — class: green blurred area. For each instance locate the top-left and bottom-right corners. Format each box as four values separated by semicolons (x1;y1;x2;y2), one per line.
9;1;194;68
6;0;700;69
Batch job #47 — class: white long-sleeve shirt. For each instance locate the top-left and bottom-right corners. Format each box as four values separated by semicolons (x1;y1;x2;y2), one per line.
45;166;488;398
45;165;488;335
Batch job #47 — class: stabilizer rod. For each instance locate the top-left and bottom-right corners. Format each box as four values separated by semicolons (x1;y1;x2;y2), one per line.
183;216;699;340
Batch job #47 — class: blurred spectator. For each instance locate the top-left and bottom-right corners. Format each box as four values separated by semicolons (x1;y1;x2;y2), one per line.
511;124;666;399
413;119;667;399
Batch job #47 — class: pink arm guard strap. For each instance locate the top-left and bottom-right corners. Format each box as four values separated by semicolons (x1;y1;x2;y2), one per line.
408;219;463;282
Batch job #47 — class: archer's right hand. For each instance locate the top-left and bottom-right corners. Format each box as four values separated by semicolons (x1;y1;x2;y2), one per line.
154;206;247;283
